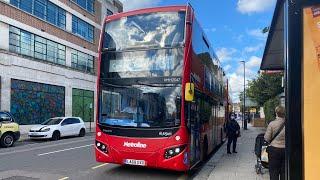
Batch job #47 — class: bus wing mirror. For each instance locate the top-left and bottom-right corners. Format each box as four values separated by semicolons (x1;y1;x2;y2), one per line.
185;83;194;102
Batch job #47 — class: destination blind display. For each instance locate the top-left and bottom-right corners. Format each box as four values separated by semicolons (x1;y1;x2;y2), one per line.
109;55;175;72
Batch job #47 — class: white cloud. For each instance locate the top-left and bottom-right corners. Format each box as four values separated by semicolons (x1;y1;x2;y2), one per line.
237;0;276;14
234;34;244;42
247;28;268;40
244;43;264;53
119;0;162;11
226;56;261;102
216;48;237;62
224;64;232;71
204;28;217;33
246;56;262;68
228;73;245;102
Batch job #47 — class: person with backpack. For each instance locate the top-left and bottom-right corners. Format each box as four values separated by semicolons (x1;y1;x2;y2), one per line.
264;106;285;180
226;113;241;154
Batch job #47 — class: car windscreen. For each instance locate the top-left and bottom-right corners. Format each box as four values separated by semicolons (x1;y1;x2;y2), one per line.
41;118;63;125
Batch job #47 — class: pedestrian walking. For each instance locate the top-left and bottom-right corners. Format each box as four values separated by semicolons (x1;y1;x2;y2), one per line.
264;106;285;180
226;113;240;154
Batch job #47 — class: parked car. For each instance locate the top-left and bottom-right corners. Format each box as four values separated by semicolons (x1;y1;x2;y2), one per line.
0;111;20;147
29;117;86;140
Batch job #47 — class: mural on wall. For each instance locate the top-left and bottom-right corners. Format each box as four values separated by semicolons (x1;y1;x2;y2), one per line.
72;89;94;122
11;79;65;125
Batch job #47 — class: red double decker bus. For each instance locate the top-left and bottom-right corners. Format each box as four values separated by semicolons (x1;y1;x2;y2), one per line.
95;5;228;171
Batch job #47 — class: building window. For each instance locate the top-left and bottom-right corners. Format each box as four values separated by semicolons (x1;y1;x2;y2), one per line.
9;26;66;65
47;2;66;29
34;0;46;19
107;9;113;16
72;0;94;13
19;0;32;13
71;49;94;73
10;0;66;29
34;36;47;60
72;16;94;42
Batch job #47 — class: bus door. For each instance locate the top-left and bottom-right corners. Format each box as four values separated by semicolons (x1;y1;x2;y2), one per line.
189;96;201;166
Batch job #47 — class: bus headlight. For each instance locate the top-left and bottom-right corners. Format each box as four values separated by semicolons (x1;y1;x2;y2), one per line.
96;140;108;153
164;145;185;159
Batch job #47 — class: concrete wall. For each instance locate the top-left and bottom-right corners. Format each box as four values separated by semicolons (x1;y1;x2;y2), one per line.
0;51;97;123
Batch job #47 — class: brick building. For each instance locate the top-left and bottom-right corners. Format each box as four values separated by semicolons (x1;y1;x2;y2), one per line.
0;0;123;128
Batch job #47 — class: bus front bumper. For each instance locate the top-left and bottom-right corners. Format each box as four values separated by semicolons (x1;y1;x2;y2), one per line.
95;145;189;171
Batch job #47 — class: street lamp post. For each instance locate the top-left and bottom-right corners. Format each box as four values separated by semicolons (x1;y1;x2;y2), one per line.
240;60;248;130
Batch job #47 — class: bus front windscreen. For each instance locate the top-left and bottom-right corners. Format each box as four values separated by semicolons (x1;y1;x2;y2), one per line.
99;85;181;128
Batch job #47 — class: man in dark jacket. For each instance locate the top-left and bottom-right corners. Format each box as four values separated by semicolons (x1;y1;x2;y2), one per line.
226;113;241;154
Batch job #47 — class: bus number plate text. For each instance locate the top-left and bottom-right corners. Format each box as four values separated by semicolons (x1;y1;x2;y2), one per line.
124;159;146;166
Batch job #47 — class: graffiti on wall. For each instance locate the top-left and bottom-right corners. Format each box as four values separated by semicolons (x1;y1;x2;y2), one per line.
11;79;65;125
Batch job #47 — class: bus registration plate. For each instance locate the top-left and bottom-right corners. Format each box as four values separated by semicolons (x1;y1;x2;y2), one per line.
124;159;146;166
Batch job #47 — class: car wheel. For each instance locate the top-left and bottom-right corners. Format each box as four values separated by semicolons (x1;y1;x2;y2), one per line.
79;128;85;137
1;133;14;148
52;131;60;141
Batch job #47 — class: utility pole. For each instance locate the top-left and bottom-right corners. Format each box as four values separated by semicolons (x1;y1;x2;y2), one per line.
240;60;247;130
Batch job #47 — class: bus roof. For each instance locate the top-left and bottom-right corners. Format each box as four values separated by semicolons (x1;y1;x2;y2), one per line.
104;5;187;22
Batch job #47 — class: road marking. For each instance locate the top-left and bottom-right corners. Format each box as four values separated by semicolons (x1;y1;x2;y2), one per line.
91;163;109;169
58;177;69;180
38;144;93;156
0;138;93;156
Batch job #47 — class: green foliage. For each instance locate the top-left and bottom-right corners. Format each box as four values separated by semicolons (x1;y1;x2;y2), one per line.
246;73;283;106
264;97;280;124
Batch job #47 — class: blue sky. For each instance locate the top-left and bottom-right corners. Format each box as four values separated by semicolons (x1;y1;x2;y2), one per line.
119;0;276;102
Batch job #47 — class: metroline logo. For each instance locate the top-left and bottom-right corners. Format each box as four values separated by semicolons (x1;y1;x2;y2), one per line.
123;142;147;148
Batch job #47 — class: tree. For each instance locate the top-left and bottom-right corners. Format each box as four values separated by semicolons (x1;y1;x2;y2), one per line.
245;73;283;106
264;97;280;123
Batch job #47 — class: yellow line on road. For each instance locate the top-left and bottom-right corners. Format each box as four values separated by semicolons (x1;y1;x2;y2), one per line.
91;163;109;169
58;177;69;180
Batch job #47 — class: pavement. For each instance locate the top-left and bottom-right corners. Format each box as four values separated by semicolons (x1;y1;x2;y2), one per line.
2;122;269;180
193;122;270;180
